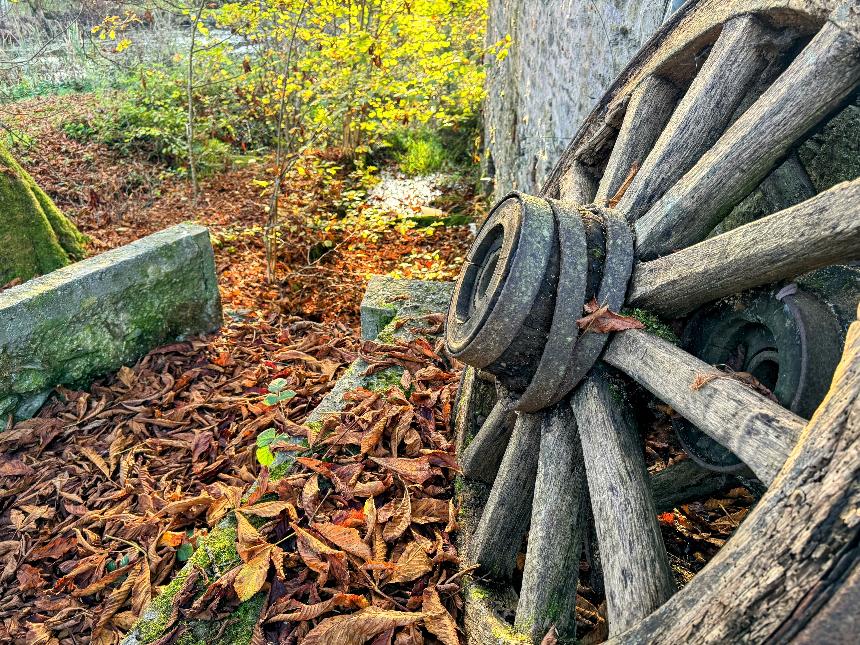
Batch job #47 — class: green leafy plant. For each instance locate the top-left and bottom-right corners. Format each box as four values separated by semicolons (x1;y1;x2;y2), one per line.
263;378;296;406
255;427;292;467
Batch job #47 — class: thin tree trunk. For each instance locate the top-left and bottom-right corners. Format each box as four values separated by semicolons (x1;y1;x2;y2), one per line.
186;0;205;200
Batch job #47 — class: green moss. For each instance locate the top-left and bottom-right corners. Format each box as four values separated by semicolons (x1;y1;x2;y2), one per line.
454;475;465;497
135;522;241;643
624;308;679;344
0;143;86;284
366;366;405;393
607;380;627;405
269;460;293;481
217;592;265;644
376;325;397;344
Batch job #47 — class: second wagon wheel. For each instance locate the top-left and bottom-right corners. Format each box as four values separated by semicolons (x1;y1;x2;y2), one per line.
447;0;860;643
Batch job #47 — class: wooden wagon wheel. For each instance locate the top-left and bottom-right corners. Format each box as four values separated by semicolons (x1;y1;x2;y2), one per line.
447;0;860;642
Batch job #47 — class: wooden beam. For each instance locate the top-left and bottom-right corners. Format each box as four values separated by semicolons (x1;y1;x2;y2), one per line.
515;405;587;642
595;75;679;206
627;178;860;317
649;459;734;513
460;392;518;485
558;160;597;204
635;19;860;258
610;305;860;643
571;371;675;636
469;411;541;579
602;330;806;484
615;14;774;222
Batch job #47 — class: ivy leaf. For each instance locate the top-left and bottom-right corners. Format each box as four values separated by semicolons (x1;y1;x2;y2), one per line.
256;428;278;447
267;378;290;393
263;390;296;406
256;445;275;467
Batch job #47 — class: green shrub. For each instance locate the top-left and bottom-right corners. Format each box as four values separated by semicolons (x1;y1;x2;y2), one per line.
395;131;448;176
386;123;480;176
62;120;97;142
93;67;242;175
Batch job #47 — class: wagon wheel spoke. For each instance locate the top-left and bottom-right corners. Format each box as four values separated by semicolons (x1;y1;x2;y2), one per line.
459;390;518;484
616;14;775;222
469;411;541;579
570;370;675;637
628;177;860;317
594;74;679;206
514;405;587;642
603;329;806;484
634;18;860;257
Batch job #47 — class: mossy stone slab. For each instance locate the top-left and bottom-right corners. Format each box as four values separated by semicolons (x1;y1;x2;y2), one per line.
0;223;222;420
359;275;453;341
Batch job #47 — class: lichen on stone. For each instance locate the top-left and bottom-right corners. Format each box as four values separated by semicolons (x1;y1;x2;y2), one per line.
366;366;405;393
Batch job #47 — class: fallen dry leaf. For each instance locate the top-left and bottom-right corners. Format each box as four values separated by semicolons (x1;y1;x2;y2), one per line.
576;298;645;334
301;607;425;645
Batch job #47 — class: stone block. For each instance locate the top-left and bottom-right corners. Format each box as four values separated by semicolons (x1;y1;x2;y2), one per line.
0;223;222;419
359;274;453;340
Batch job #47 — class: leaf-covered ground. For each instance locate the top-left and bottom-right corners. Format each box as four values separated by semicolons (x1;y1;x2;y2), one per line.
0;96;758;645
0;96;472;644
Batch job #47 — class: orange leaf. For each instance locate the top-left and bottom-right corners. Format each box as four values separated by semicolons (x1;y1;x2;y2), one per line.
159;531;185;548
312;522;372;561
301;606;424;645
576;298;645;334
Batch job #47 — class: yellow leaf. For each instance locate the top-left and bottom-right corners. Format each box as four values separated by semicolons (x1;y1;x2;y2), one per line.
233;549;271;602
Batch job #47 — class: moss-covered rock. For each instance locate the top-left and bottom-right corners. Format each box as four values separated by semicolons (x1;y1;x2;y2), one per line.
0;223;222;419
0;144;86;284
125;520;253;645
797;102;860;192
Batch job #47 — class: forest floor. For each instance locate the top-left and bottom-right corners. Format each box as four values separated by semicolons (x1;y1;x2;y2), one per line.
0;96;756;645
0;95;476;645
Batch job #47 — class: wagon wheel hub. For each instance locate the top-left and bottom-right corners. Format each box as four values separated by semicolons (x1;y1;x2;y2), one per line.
447;193;633;412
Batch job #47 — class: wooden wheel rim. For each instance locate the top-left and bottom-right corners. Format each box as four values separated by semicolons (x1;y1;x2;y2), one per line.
453;0;860;642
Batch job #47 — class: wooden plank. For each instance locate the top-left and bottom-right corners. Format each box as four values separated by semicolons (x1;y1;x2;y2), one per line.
515;405;587;642
571;370;675;636
649;459;733;513
459;389;518;485
469;411;541;579
635;19;860;258
627;178;860;317
558;160;597;204
602;330;806;484
610;305;860;643
594;75;679;206
616;14;775;223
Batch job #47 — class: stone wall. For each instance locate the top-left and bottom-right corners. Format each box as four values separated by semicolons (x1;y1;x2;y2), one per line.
483;0;676;200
